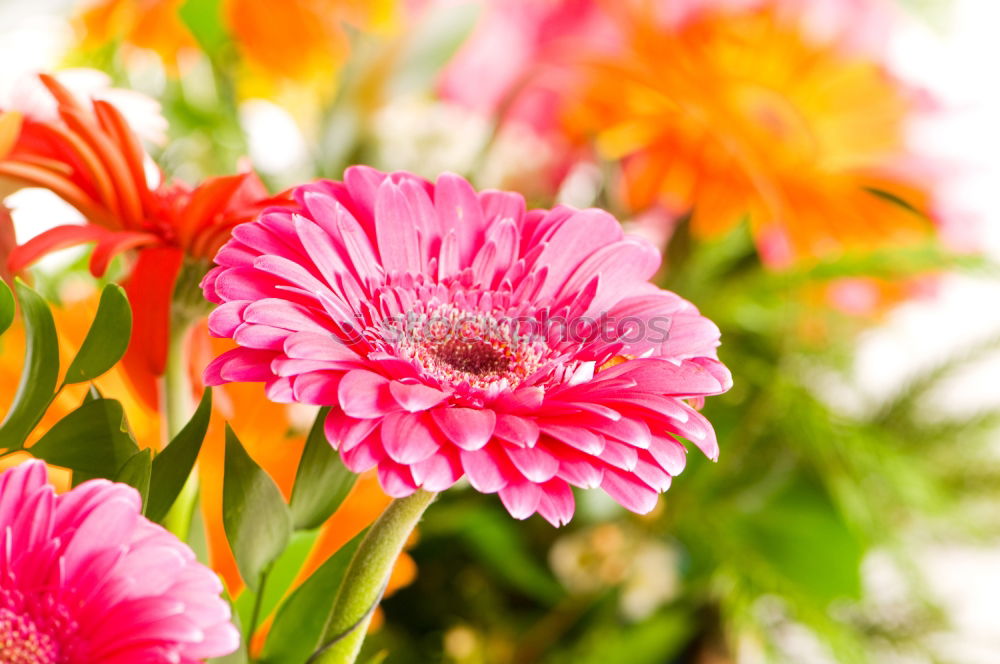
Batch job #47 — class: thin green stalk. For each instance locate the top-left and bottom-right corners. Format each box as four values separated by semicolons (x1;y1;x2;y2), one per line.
246;570;271;664
161;319;199;538
311;490;437;664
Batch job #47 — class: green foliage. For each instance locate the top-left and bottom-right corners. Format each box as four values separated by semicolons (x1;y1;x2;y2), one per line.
222;424;292;591
147;388;214;523
116;448;153;508
422;500;565;605
179;0;230;58
260;530;366;664
30;398;140;478
0;280;60;448
234;528;321;632
63;284;132;385
290;407;358;530
0;279;13;335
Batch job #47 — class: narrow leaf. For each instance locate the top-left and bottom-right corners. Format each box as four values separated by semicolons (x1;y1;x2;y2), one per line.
147;388;213;523
234;529;321;635
116;448;152;509
0;279;59;448
30;398;139;478
260;530;366;664
63;283;132;384
0;279;13;335
290;408;357;530
222;424;292;590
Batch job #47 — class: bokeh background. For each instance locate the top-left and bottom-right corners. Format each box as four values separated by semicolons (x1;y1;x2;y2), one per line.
1;0;999;662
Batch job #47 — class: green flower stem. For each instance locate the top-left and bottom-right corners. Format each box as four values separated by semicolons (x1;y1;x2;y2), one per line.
312;490;437;664
161;318;199;538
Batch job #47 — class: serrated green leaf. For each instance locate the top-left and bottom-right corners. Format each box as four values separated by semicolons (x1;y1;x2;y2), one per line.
259;530;366;664
63;284;132;384
290;408;357;530
116;448;152;509
0;280;59;448
147;388;213;523
0;279;13;335
30;398;139;478
223;424;292;591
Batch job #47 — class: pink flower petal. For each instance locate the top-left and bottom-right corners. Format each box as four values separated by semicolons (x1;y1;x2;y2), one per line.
431;407;496;451
498;481;543;520
380;412;441;464
389;381;449;412
536;480;575;527
338;370;398;418
410;448;463;492
377;460;419;498
324;411;379;452
459;447;515;493
504;445;560;483
600;468;658;514
494;414;540;447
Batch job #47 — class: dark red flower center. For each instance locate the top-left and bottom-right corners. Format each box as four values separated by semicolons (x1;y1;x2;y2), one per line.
391;303;547;392
430;338;512;376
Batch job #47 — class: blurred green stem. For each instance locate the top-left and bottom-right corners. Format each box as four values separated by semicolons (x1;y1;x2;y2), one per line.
161;318;199;539
311;490;437;664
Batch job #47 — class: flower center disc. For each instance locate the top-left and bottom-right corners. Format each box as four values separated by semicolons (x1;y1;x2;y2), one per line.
430;337;512;376
0;608;59;664
392;304;546;392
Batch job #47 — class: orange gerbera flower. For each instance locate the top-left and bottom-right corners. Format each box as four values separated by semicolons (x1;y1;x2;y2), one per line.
564;1;935;265
0;74;289;405
76;0;198;70
224;0;399;90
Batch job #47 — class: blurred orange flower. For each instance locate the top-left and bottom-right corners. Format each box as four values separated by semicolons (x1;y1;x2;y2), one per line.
77;0;198;70
76;0;400;92
563;1;936;266
225;0;399;92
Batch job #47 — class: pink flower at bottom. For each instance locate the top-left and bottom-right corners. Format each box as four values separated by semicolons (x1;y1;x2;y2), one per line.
0;461;238;663
202;167;731;525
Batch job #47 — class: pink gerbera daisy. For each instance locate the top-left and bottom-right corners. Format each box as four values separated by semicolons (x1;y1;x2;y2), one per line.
0;460;238;663
202;167;731;525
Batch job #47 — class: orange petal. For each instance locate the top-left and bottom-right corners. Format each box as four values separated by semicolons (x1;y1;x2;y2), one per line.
0;111;23;160
7;224;109;274
88;230;162;277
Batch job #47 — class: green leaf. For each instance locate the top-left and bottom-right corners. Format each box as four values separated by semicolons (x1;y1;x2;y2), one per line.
741;479;863;603
260;530;366;664
63;283;132;384
116;448;152;508
0;279;13;335
0;280;59;448
147;388;213;523
30;398;140;478
179;0;230;57
222;424;292;591
290;408;357;530
424;502;564;604
364;651;389;664
234;529;321;634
